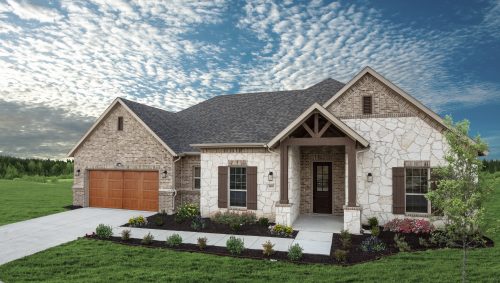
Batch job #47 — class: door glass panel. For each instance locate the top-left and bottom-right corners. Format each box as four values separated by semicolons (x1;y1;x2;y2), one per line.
316;165;329;192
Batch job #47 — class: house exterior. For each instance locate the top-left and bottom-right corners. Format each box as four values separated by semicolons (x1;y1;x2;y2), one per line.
69;67;453;233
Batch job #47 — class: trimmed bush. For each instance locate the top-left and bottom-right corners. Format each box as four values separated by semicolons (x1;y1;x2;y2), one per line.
334;249;348;263
226;236;245;255
368;217;379;228
142;232;154;245
166;234;183;247
128;216;147;227
95;224;113;239
419;237;430;247
383;218;434;234
262;240;275;257
191;216;206;231
258;217;270;226
197;237;207;250
394;234;411;252
360;236;386;252
213;211;256;231
154;216;164;226
269;224;294;237
339;229;351;250
371;226;380;237
287;244;303;261
175;203;200;223
121;229;131;241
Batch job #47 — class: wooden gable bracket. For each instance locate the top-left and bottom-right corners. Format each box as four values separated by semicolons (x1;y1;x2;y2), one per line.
301;112;333;138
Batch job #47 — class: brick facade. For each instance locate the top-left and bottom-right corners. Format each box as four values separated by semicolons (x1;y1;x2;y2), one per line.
72;103;175;212
299;146;345;216
174;155;201;208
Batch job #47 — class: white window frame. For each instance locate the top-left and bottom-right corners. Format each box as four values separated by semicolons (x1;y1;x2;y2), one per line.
193;166;201;190
228;167;247;208
404;166;432;215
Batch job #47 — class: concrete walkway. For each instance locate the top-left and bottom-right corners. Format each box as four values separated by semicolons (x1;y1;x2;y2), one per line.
0;208;155;266
113;227;333;255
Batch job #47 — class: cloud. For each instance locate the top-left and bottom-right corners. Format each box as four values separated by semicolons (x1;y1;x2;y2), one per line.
4;0;62;23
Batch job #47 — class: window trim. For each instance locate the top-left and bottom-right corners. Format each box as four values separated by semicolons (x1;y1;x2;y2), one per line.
117;116;124;131
193;166;201;190
404;166;432;215
228;166;247;208
362;96;373;115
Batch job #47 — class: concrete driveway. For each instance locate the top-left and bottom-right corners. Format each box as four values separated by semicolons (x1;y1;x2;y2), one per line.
0;207;155;266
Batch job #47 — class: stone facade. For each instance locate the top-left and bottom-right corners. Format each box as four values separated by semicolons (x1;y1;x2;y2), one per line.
288;146;301;225
342;117;448;225
174;155;201;208
299;146;345;215
72;103;175;212
199;148;280;220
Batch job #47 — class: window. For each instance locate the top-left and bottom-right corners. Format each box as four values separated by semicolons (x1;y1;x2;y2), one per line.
193;166;201;190
362;96;372;114
117;116;123;131
405;167;430;213
315;165;330;192
229;167;246;207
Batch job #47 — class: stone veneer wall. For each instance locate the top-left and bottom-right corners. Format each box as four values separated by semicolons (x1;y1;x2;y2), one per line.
288;146;301;224
200;148;280;220
299;146;345;215
72;103;175;212
174;155;201;209
342;117;448;224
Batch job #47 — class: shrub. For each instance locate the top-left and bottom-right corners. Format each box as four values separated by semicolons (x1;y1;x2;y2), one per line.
226;236;245;255
121;229;131;241
339;229;351;250
213;211;256;231
262;240;275;257
258;217;270;226
394;234;411;252
334;249;348;263
287;244;303;261
360;236;386;252
269;224;294;237
368;217;379;228
191;216;206;231
197;237;207;250
166;234;183;247
142;232;154;245
430;230;455;248
383;218;434;234
154;216;164;226
240;212;257;224
128;216;147;227
95;224;113;239
175;203;200;223
419;237;430;248
371;226;380;237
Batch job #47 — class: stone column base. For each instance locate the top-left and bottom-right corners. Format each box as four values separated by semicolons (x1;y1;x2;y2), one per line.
275;203;292;226
72;186;85;207
343;206;361;234
159;189;176;214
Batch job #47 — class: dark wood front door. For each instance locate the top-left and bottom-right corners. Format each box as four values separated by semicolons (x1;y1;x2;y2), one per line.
313;162;332;213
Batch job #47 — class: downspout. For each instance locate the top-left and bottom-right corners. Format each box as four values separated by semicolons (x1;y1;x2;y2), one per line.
172;156;182;212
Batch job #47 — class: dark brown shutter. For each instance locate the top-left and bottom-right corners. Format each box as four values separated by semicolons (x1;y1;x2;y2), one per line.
246;166;257;210
430;168;443;216
218;166;228;208
392;167;405;214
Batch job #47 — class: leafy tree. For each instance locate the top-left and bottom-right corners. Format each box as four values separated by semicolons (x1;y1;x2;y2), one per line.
427;116;490;283
4;164;19;179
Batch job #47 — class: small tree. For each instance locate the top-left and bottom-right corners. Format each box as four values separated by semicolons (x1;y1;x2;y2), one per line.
427;116;490;283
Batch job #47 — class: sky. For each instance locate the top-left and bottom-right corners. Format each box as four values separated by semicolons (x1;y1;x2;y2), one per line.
0;0;499;159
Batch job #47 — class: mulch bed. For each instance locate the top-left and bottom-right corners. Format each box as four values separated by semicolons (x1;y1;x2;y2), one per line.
122;213;298;239
85;230;493;266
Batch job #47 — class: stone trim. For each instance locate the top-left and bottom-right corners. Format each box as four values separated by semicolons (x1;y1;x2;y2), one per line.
200;148;268;153
228;160;248;166
404;160;430;168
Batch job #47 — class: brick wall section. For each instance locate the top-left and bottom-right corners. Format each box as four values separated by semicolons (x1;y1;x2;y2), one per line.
299;146;345;215
328;73;444;132
174;155;201;208
72;103;174;212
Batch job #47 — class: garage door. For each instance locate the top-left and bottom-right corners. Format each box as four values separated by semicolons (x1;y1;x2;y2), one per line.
89;170;159;211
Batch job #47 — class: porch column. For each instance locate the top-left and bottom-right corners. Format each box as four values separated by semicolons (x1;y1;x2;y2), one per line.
279;142;289;204
347;139;357;207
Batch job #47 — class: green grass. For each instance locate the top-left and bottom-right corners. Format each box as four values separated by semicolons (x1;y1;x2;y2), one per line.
0;174;499;282
0;179;73;226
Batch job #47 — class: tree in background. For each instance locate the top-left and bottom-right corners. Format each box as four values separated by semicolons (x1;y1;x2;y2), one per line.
427;116;490;283
0;156;74;179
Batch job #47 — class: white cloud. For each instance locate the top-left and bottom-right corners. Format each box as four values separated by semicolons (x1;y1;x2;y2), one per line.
5;0;62;23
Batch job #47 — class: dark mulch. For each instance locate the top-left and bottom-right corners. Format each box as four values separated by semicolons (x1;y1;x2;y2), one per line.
86;229;494;266
63;205;82;210
122;213;298;239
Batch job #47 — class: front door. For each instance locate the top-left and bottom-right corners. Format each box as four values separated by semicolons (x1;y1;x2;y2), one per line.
313;162;332;213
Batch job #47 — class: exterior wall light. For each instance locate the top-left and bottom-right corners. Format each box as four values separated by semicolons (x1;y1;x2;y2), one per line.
116;162;123;167
268;172;273;182
367;173;373;182
76;169;81;176
162;170;168;179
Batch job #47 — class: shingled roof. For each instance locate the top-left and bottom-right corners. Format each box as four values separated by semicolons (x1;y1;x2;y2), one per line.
121;78;345;154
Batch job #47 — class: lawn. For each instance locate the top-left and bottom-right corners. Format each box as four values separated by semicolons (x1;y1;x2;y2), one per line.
0;174;499;282
0;179;73;226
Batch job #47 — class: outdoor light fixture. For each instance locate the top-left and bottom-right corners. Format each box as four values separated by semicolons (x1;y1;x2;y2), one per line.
367;173;373;182
162;170;168;179
268;172;273;182
76;169;81;176
116;162;123;167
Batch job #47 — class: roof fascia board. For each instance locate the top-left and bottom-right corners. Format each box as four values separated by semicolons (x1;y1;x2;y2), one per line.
190;143;267;148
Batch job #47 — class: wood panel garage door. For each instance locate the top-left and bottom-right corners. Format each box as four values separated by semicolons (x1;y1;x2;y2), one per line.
89;170;159;211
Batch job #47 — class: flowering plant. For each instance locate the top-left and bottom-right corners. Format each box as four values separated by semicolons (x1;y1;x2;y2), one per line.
383;218;434;234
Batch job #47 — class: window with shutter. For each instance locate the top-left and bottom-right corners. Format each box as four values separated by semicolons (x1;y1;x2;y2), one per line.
246;167;257;210
392;167;405;214
362;96;372;114
218;166;228;208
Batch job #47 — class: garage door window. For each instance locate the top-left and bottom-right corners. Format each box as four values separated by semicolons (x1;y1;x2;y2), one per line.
229;167;246;207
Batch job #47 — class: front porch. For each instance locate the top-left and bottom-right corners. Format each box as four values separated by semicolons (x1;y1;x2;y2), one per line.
293;214;344;233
